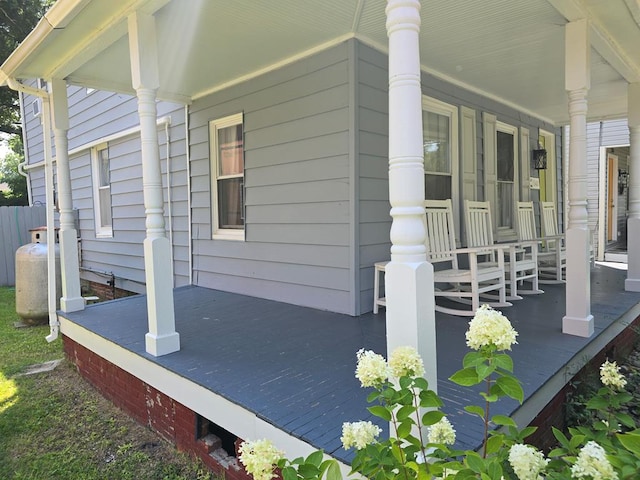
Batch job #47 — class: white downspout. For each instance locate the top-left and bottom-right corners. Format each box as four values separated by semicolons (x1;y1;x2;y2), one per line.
185;104;192;285
17;90;33;206
162;117;174;284
7;78;58;342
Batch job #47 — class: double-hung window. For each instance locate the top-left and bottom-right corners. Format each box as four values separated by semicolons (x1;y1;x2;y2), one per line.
91;143;112;237
496;122;518;237
422;96;459;230
210;113;244;239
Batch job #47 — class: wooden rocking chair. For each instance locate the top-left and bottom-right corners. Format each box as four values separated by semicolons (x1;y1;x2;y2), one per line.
464;200;543;300
425;199;511;316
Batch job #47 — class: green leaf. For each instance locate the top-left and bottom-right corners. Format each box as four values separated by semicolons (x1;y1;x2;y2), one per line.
419;389;444;408
493;353;513;372
396;421;412;438
617;433;640;456
465;451;484;473
519;426;537;440
396;405;416;421
282;466;298;480
586;396;609;410
413;377;429;391
491;414;516;427
462;351;484;368
495;375;524;403
421;409;445;426
479;392;499;403
449;367;480;386
368;405;392;421
569;434;585;450
552;427;570;449
325;461;342;480
399;376;412;389
615;412;637;429
306;450;323;467
464;405;485;419
298;463;320;479
476;362;496;380
486;460;503;480
485;434;504;455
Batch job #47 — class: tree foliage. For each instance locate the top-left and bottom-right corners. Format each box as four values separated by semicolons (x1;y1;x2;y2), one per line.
0;135;28;205
0;0;53;136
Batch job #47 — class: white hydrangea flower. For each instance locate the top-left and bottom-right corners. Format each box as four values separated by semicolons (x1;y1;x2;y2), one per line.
389;346;425;378
465;305;518;351
355;349;388;387
600;360;627;390
508;444;548;480
238;439;284;480
571;441;618;480
341;421;382;450
427;417;456;445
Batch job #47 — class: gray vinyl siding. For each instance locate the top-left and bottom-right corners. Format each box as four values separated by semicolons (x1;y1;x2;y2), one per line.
22;85;189;291
569;118;629;256
190;43;353;314
355;43;562;312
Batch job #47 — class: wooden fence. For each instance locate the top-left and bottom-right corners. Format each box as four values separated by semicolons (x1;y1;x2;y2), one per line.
0;205;47;286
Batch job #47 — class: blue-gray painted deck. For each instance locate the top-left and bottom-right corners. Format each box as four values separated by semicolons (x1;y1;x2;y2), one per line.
61;263;640;463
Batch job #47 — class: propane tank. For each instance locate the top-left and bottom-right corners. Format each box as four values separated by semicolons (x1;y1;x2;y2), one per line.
15;227;61;325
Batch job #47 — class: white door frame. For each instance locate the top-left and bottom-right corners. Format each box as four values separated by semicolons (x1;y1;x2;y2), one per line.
598;147;627;260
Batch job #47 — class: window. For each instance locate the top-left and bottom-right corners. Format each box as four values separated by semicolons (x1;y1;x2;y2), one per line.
496;122;518;236
210;113;244;239
422;96;460;234
91;143;112;237
422;97;458;202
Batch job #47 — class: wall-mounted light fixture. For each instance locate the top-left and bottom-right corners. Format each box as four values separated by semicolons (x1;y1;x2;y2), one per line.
618;169;629;195
532;147;547;170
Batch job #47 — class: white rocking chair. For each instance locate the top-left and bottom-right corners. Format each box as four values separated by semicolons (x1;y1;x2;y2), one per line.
426;199;511;316
464;200;542;300
538;201;567;283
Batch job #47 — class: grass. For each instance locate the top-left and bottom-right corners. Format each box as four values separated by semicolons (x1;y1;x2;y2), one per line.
0;287;217;480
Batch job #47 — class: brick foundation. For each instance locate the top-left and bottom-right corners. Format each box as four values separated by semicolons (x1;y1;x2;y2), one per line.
82;279;137;302
63;336;254;480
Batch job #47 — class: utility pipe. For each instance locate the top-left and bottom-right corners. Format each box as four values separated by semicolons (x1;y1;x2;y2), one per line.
164;118;174;285
17;90;33;206
184;104;192;285
7;78;58;342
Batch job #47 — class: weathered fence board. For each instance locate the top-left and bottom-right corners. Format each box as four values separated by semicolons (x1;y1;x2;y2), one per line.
0;206;46;286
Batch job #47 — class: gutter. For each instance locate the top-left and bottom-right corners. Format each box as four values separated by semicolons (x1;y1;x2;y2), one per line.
6;78;59;343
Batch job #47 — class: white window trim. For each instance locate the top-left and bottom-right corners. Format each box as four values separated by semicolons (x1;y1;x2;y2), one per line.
422;95;460;235
210;112;245;241
496;121;519;241
91;142;113;238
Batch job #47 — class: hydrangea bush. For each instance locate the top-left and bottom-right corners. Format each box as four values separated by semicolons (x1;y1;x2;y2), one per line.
239;305;640;479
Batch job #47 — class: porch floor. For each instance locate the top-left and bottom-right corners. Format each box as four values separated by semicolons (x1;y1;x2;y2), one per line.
60;263;640;464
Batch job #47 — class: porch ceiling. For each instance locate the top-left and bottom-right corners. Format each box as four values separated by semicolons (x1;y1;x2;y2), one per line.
1;0;640;125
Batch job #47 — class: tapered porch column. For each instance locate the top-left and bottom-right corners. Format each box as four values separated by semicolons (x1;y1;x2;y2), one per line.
128;11;180;356
625;83;640;291
563;19;594;337
385;0;437;391
50;78;84;313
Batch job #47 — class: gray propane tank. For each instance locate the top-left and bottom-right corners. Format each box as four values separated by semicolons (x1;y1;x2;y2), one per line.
15;227;61;325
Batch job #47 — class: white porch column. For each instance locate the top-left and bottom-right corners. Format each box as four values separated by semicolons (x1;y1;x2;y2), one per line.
50;78;84;313
385;0;437;391
563;19;594;337
625;83;640;291
128;11;180;356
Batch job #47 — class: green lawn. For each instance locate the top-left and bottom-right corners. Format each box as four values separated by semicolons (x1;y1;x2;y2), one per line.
0;287;216;480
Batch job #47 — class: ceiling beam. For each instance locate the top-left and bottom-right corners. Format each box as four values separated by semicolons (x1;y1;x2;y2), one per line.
547;0;640;83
